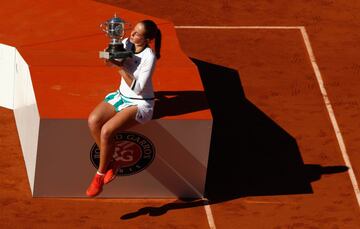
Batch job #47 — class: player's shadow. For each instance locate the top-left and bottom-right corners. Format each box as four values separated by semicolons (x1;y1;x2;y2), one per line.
152;90;208;119
120;165;348;220
192;58;348;200
121;58;349;219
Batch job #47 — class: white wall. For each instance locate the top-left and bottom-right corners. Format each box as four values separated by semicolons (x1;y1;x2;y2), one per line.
0;44;16;109
0;44;40;194
34;119;212;198
13;49;40;195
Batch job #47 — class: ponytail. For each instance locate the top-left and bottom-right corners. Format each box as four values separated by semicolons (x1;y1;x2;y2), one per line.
154;29;161;59
141;20;162;59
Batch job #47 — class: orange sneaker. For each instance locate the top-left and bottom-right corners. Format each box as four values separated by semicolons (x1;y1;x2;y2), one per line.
104;162;119;184
86;173;104;197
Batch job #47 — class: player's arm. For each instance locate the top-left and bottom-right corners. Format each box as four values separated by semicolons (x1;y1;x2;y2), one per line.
126;54;156;95
118;67;135;89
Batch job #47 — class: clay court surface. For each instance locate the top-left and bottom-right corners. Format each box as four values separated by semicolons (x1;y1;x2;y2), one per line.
1;0;360;228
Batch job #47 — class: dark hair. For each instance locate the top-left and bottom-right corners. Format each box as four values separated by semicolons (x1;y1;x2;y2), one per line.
141;20;161;59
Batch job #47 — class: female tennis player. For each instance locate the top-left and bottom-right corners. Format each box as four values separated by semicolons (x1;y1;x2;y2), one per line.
86;19;160;197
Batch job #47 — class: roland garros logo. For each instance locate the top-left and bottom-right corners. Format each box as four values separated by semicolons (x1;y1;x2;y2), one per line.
90;131;156;176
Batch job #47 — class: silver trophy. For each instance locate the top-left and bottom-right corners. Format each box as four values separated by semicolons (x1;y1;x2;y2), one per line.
99;14;133;60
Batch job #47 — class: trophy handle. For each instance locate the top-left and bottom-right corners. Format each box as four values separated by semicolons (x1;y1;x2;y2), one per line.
100;22;108;33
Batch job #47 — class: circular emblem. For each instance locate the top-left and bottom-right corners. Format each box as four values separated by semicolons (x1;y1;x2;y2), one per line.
90;131;156;176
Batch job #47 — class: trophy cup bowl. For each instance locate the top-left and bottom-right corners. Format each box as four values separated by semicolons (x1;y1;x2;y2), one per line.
99;14;133;61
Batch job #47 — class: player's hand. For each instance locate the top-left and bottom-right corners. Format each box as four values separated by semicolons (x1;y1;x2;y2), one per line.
104;59;115;67
109;58;124;67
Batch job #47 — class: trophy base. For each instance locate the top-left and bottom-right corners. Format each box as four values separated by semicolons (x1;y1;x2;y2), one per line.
99;50;133;60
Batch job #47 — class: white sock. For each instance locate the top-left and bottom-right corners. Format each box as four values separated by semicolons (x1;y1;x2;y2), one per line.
97;171;105;176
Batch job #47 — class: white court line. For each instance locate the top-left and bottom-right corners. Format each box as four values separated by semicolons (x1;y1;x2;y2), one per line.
175;25;300;29
299;26;360;206
175;25;360;229
203;199;216;229
156;154;216;228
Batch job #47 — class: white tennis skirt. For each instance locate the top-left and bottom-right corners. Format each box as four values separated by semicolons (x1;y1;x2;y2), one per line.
104;90;154;124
